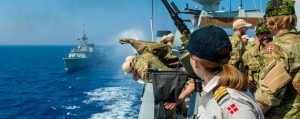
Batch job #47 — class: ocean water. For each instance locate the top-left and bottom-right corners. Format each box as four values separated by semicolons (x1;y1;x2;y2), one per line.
0;46;142;119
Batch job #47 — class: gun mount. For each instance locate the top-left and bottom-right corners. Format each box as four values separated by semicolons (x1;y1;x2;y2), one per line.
161;0;191;47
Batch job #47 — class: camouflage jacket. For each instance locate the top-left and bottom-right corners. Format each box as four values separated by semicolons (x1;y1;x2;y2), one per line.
229;33;245;71
134;53;171;82
254;29;300;119
119;38;182;68
242;42;261;92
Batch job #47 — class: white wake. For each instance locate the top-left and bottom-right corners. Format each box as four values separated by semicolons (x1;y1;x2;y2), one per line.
83;87;140;119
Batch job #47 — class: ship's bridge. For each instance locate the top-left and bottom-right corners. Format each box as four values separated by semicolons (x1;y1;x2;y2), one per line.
193;0;221;11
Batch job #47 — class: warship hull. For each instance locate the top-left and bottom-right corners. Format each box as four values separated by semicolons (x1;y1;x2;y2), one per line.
63;57;101;70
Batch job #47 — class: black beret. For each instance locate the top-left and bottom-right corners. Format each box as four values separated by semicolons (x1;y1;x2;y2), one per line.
186;26;232;61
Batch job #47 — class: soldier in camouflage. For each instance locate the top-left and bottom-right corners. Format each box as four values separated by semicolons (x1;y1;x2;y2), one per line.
241;35;250;46
229;19;252;71
122;47;194;118
160;33;175;48
119;38;182;68
122;53;171;82
254;0;300;118
242;22;272;93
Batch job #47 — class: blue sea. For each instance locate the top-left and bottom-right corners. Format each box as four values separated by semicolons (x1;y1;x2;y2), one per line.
0;46;142;119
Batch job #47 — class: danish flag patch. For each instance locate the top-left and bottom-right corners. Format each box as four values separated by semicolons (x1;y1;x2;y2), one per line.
267;45;274;52
226;104;239;115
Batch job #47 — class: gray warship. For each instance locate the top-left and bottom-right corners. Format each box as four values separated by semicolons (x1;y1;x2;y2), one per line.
63;30;103;70
137;0;266;119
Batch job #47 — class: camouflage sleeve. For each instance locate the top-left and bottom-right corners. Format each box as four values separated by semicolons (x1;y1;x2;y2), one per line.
228;37;242;67
242;50;253;82
137;63;150;82
254;84;287;107
135;59;151;82
242;50;251;69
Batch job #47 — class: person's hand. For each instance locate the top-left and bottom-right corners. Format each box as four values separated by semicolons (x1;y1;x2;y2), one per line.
164;102;176;110
164;93;187;110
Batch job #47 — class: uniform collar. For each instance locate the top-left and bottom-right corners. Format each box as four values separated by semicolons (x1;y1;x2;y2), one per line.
203;73;221;93
276;29;298;38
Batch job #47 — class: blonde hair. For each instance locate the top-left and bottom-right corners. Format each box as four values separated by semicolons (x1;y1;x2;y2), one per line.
266;15;297;30
193;48;248;91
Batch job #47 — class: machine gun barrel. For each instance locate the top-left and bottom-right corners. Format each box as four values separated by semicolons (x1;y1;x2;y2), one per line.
161;0;190;46
170;2;180;14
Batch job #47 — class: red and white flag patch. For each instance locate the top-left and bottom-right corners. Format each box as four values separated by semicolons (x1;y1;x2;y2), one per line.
226;104;239;115
267;45;274;52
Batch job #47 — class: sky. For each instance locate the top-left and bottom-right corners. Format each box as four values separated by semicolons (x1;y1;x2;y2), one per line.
0;0;271;45
296;0;300;30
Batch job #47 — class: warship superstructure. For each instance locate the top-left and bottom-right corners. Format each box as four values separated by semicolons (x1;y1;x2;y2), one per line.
63;31;103;70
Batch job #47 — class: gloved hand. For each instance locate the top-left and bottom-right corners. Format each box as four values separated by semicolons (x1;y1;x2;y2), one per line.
119;38;134;44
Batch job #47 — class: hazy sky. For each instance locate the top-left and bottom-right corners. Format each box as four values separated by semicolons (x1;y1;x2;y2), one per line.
296;0;300;30
0;0;270;45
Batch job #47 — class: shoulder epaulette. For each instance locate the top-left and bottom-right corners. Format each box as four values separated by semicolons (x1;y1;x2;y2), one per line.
213;86;229;103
